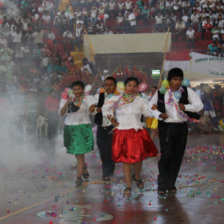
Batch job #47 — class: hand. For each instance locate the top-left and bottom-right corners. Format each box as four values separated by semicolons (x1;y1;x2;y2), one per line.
96;107;102;113
159;113;169;120
179;103;185;111
107;115;119;128
151;104;157;110
68;96;73;102
89;104;96;113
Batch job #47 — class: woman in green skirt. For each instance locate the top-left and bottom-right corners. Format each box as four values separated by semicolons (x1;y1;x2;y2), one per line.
60;81;96;186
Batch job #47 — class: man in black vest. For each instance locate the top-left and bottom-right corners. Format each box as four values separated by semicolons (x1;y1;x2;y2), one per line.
149;68;203;194
90;77;118;181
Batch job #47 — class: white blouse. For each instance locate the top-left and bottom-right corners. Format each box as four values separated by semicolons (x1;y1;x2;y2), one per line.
59;95;97;125
102;95;160;130
94;93;121;127
149;87;204;123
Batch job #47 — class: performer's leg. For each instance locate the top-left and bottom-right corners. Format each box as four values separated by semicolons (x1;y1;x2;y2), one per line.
75;154;85;186
168;123;188;190
133;161;144;189
123;163;132;195
97;126;114;179
158;124;174;191
133;161;142;180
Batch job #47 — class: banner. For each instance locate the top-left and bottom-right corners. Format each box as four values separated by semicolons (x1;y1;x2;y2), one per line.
191;52;224;77
164;51;190;71
84;33;171;54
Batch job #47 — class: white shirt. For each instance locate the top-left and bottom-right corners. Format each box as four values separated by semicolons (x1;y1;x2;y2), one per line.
149;88;203;123
42;15;51;23
128;13;136;26
63;31;73;38
191;14;199;23
117;2;124;10
12;32;22;43
59;95;97;125
94;93;120;127
90;9;97;17
47;32;55;40
186;29;195;38
109;2;115;10
75;27;83;37
125;1;133;10
102;95;160;130
155;15;163;24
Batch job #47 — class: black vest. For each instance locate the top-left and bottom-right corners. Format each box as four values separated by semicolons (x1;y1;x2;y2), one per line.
157;86;201;120
94;92;105;126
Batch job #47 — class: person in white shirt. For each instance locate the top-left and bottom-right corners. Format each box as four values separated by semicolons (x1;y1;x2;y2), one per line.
175;19;186;40
42;12;51;25
90;6;98;25
186;26;195;49
128;10;136;33
191;11;199;26
108;0;116;17
116;11;124;33
89;77;119;181
155;13;164;32
63;29;73;39
12;28;22;46
125;0;133;10
102;77;159;196
47;31;56;41
75;23;83;51
60;81;97;187
149;68;203;194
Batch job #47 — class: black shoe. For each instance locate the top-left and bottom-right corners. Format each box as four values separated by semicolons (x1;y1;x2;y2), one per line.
158;189;166;195
168;187;177;193
132;175;144;189
124;187;131;196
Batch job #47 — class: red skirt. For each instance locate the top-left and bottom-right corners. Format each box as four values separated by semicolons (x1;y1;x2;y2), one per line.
112;128;158;164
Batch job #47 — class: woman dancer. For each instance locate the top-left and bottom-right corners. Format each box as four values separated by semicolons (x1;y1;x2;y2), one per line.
102;77;160;196
60;81;96;186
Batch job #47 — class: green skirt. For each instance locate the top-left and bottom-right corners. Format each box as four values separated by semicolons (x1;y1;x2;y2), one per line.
64;124;94;155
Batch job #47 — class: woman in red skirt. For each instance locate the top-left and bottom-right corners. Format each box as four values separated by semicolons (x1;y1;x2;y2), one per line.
102;77;160;196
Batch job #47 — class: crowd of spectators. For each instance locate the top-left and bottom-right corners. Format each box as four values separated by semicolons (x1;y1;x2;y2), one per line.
40;0;224;53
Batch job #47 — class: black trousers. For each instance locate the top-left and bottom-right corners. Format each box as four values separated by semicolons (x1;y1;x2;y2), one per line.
97;125;115;178
158;122;188;190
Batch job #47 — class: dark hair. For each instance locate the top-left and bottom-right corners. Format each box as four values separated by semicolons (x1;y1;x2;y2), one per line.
71;80;85;89
167;68;184;81
105;76;117;85
152;86;158;89
124;77;139;86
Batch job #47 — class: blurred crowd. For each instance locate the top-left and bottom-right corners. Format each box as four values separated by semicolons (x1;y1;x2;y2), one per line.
193;84;224;133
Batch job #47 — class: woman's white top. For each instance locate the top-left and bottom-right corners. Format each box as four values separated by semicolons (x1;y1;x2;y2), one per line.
59;95;97;125
149;87;204;123
102;95;160;130
94;93;121;127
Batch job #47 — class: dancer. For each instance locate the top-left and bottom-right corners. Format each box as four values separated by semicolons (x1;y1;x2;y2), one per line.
102;77;160;196
149;68;203;194
60;81;96;186
90;76;119;181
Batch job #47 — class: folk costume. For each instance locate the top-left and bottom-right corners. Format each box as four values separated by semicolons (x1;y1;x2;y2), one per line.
59;95;97;155
94;93;120;179
149;71;203;192
102;94;160;164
